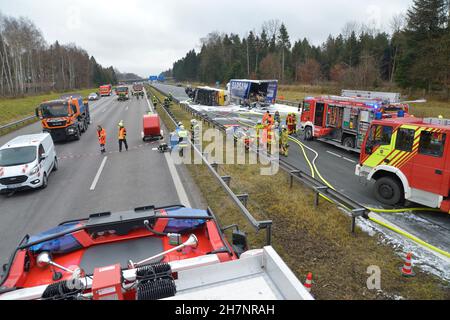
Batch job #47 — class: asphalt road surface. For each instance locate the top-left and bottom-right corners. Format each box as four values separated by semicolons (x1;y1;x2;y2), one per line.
153;83;450;254
0;91;202;266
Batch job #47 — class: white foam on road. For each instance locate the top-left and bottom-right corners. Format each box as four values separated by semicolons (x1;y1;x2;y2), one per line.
90;156;108;191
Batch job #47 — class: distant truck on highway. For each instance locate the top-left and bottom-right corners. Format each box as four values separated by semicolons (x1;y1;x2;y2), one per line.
228;79;278;107
356;116;450;214
99;84;113;97
132;83;144;99
116;86;130;101
300;90;411;152
35;95;91;142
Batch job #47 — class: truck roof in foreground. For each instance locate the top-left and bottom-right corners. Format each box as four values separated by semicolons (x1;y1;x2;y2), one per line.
165;246;313;300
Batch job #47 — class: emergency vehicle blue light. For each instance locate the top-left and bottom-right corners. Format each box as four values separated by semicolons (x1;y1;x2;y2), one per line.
375;112;383;120
398;110;405;118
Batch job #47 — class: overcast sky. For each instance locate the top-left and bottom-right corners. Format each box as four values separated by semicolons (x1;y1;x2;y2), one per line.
0;0;413;77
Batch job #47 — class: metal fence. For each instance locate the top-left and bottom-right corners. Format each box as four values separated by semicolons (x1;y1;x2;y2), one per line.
0;115;36;134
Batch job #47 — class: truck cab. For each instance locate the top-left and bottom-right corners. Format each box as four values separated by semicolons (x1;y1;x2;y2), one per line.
117;86;130;101
301;92;410;152
36;96;90;142
356;117;450;213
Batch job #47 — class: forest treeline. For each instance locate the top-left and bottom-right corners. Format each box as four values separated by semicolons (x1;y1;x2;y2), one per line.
166;0;449;98
0;12;118;97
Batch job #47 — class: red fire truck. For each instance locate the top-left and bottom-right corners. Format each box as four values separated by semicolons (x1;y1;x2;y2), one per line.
300;90;410;152
356;116;450;213
99;84;112;97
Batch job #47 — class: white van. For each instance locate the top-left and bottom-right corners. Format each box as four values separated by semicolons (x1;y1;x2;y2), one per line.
0;133;58;193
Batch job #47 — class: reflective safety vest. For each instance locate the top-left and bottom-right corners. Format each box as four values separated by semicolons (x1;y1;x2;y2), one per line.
255;124;265;139
118;127;127;140
281;130;289;145
287;114;293;126
267;127;274;145
178;130;189;147
98;129;106;145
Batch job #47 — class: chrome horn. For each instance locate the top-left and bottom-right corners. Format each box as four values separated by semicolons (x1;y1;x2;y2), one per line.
36;252;81;275
129;234;198;269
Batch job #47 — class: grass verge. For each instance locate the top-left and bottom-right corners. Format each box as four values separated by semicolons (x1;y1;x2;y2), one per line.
0;88;97;134
148;85;450;300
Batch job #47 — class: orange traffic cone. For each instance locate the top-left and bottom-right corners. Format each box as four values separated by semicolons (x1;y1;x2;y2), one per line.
401;253;415;277
304;272;313;292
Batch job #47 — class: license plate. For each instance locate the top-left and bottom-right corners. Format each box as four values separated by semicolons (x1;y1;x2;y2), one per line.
6;184;22;189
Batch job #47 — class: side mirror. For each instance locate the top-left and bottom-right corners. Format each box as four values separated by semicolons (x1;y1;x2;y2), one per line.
365;144;373;155
35;108;40;118
40;153;47;162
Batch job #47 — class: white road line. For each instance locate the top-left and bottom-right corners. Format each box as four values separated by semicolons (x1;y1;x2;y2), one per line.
326;151;342;158
90;156;108;191
125;106;129;111
343;157;356;164
164;152;191;207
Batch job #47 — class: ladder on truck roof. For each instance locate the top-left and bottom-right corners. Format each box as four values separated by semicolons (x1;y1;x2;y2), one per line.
341;90;401;104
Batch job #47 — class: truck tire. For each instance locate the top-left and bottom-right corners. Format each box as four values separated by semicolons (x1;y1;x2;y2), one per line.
374;177;403;206
304;127;313;141
74;128;81;141
343;136;356;149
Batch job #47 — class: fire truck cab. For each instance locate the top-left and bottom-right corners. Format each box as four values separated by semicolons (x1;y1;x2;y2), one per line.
356;117;450;213
300;90;409;152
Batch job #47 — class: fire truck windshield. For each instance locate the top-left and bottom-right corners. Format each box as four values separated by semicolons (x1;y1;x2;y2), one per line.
117;87;128;93
40;104;69;118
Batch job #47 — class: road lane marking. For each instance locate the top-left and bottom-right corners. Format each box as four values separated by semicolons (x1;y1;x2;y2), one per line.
125;106;129;111
164;153;191;207
90;156;108;191
343;157;356;164
326;151;342;158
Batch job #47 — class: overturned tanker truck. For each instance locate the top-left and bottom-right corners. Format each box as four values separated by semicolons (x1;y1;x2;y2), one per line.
0;205;312;300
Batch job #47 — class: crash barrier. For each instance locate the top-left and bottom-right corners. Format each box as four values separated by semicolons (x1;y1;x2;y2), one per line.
275;99;301;108
153;88;369;234
149;85;273;245
0;115;36;134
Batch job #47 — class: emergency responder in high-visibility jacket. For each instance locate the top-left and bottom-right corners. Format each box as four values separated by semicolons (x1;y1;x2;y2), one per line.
262;111;271;125
291;113;298;135
266;125;274;153
152;96;158;106
178;125;189;156
254;121;265;149
191;119;200;145
118;120;128;152
97;125;106;154
274;111;281;125
286;113;293;134
266;114;274;127
280;125;289;157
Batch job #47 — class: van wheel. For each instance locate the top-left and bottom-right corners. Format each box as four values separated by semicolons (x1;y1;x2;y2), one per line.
304;127;313;141
343;136;356;149
374;177;403;206
52;157;58;172
41;173;48;189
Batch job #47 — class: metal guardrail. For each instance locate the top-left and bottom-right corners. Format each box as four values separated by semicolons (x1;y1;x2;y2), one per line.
151;85;370;234
275;99;301;107
0;115;36;133
149;85;274;245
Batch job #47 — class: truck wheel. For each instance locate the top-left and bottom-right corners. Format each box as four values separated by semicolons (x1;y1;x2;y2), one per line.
74;128;81;141
343;136;355;149
304;127;313;141
374;177;403;206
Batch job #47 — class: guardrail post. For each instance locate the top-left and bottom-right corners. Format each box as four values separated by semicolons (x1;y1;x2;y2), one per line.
314;186;328;208
237;194;249;208
290;170;300;188
266;224;272;246
221;176;231;187
350;208;367;233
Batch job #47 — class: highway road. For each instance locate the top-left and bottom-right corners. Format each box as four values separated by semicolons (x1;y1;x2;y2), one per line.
153;83;450;255
0;91;203;267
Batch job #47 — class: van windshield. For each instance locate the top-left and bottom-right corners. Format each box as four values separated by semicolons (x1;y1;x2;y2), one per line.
0;146;37;167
